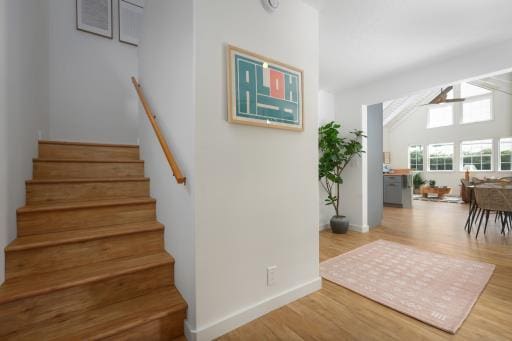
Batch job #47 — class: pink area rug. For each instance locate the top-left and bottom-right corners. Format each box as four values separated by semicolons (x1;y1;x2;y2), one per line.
320;240;495;334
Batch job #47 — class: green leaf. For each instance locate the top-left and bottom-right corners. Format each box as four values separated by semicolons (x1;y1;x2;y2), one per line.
319;121;366;212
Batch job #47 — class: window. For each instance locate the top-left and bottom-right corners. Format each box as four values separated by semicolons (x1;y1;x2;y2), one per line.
461;82;491;98
462;98;492;123
461;139;493;171
408;145;424;171
428;143;454;171
428;105;453;128
500;138;512;171
461;82;492;124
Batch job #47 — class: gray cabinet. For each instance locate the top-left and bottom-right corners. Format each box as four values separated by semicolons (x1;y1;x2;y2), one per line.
383;175;412;208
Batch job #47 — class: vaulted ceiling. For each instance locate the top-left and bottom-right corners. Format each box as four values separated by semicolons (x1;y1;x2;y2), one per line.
382;72;512;128
470;73;512;96
318;0;512;92
382;88;439;128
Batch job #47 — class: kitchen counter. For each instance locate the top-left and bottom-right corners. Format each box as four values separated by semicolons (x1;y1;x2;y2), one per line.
383;174;412;208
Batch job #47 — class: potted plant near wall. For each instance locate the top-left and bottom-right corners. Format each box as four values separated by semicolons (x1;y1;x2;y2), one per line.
319;122;365;234
413;173;426;194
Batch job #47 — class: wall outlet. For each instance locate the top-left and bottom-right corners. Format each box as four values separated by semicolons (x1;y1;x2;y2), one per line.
267;266;277;287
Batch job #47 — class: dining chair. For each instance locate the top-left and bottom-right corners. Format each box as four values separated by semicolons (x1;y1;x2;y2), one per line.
473;186;512;238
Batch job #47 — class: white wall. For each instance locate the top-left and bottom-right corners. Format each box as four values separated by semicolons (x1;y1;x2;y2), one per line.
383;126;390;153
324;38;512;229
48;0;139;144
319;89;335;125
387;89;512;191
193;0;320;339
0;0;50;283
318;89;335;228
138;0;197;330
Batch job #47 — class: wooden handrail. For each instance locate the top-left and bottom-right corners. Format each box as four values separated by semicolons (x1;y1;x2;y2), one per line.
131;77;186;185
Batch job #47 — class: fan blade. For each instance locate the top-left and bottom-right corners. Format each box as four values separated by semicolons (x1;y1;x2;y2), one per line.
442;85;454;94
444;98;465;102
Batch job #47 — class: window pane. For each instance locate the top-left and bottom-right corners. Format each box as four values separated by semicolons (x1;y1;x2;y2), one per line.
462;98;491;123
500;138;512;171
461;139;493;171
461;82;491;97
428;143;454;171
408;145;423;171
428;106;453;128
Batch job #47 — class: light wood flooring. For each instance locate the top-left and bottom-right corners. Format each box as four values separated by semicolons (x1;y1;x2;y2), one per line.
218;200;512;340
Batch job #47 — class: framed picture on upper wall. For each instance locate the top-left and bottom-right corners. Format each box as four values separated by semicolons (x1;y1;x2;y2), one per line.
227;45;304;131
76;0;113;39
119;0;144;46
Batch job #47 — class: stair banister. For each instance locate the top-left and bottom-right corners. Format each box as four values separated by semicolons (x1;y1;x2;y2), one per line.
131;77;186;185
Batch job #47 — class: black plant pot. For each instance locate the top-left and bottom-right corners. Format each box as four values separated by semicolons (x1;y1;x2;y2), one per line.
330;215;349;234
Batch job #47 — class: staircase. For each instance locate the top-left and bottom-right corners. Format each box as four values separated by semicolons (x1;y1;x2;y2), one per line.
0;140;187;340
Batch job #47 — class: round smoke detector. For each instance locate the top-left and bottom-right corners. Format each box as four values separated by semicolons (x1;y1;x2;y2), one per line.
261;0;279;12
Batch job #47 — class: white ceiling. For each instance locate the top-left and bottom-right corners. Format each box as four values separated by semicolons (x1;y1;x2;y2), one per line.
319;0;512;93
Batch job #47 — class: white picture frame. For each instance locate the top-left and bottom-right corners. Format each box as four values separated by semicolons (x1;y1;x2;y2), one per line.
119;0;144;46
76;0;113;39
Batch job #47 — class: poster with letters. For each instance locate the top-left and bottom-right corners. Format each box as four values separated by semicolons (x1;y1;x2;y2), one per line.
227;45;304;131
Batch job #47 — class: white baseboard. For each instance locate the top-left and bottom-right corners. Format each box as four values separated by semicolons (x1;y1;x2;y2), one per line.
184;277;322;341
349;223;369;233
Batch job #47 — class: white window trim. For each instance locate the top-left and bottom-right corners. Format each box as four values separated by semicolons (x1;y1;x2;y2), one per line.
460;93;493;125
427;103;454;129
499;137;512;172
408;145;424;171
459;139;494;172
427;143;455;172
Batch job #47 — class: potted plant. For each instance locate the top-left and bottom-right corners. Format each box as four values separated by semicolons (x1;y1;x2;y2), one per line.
319;122;365;234
413;173;426;194
428;180;436;188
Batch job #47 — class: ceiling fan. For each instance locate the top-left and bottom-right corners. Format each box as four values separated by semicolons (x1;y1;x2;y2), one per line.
424;86;465;105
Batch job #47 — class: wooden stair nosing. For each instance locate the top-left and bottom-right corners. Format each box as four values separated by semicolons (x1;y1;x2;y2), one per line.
17;197;156;214
33;158;145;164
6;286;187;341
0;252;174;305
5;221;164;252
38;140;140;149
26;177;150;185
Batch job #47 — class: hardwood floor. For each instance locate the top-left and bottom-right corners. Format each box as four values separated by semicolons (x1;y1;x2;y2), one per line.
218;200;512;340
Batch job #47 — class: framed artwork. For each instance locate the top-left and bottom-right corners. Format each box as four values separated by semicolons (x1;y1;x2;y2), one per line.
76;0;113;39
119;0;144;46
227;45;304;131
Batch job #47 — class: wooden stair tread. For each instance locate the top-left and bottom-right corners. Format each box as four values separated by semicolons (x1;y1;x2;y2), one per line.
1;139;186;339
0;252;174;305
26;177;149;184
33;158;144;163
6;221;163;252
38;140;139;148
7;286;186;340
17;197;156;213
